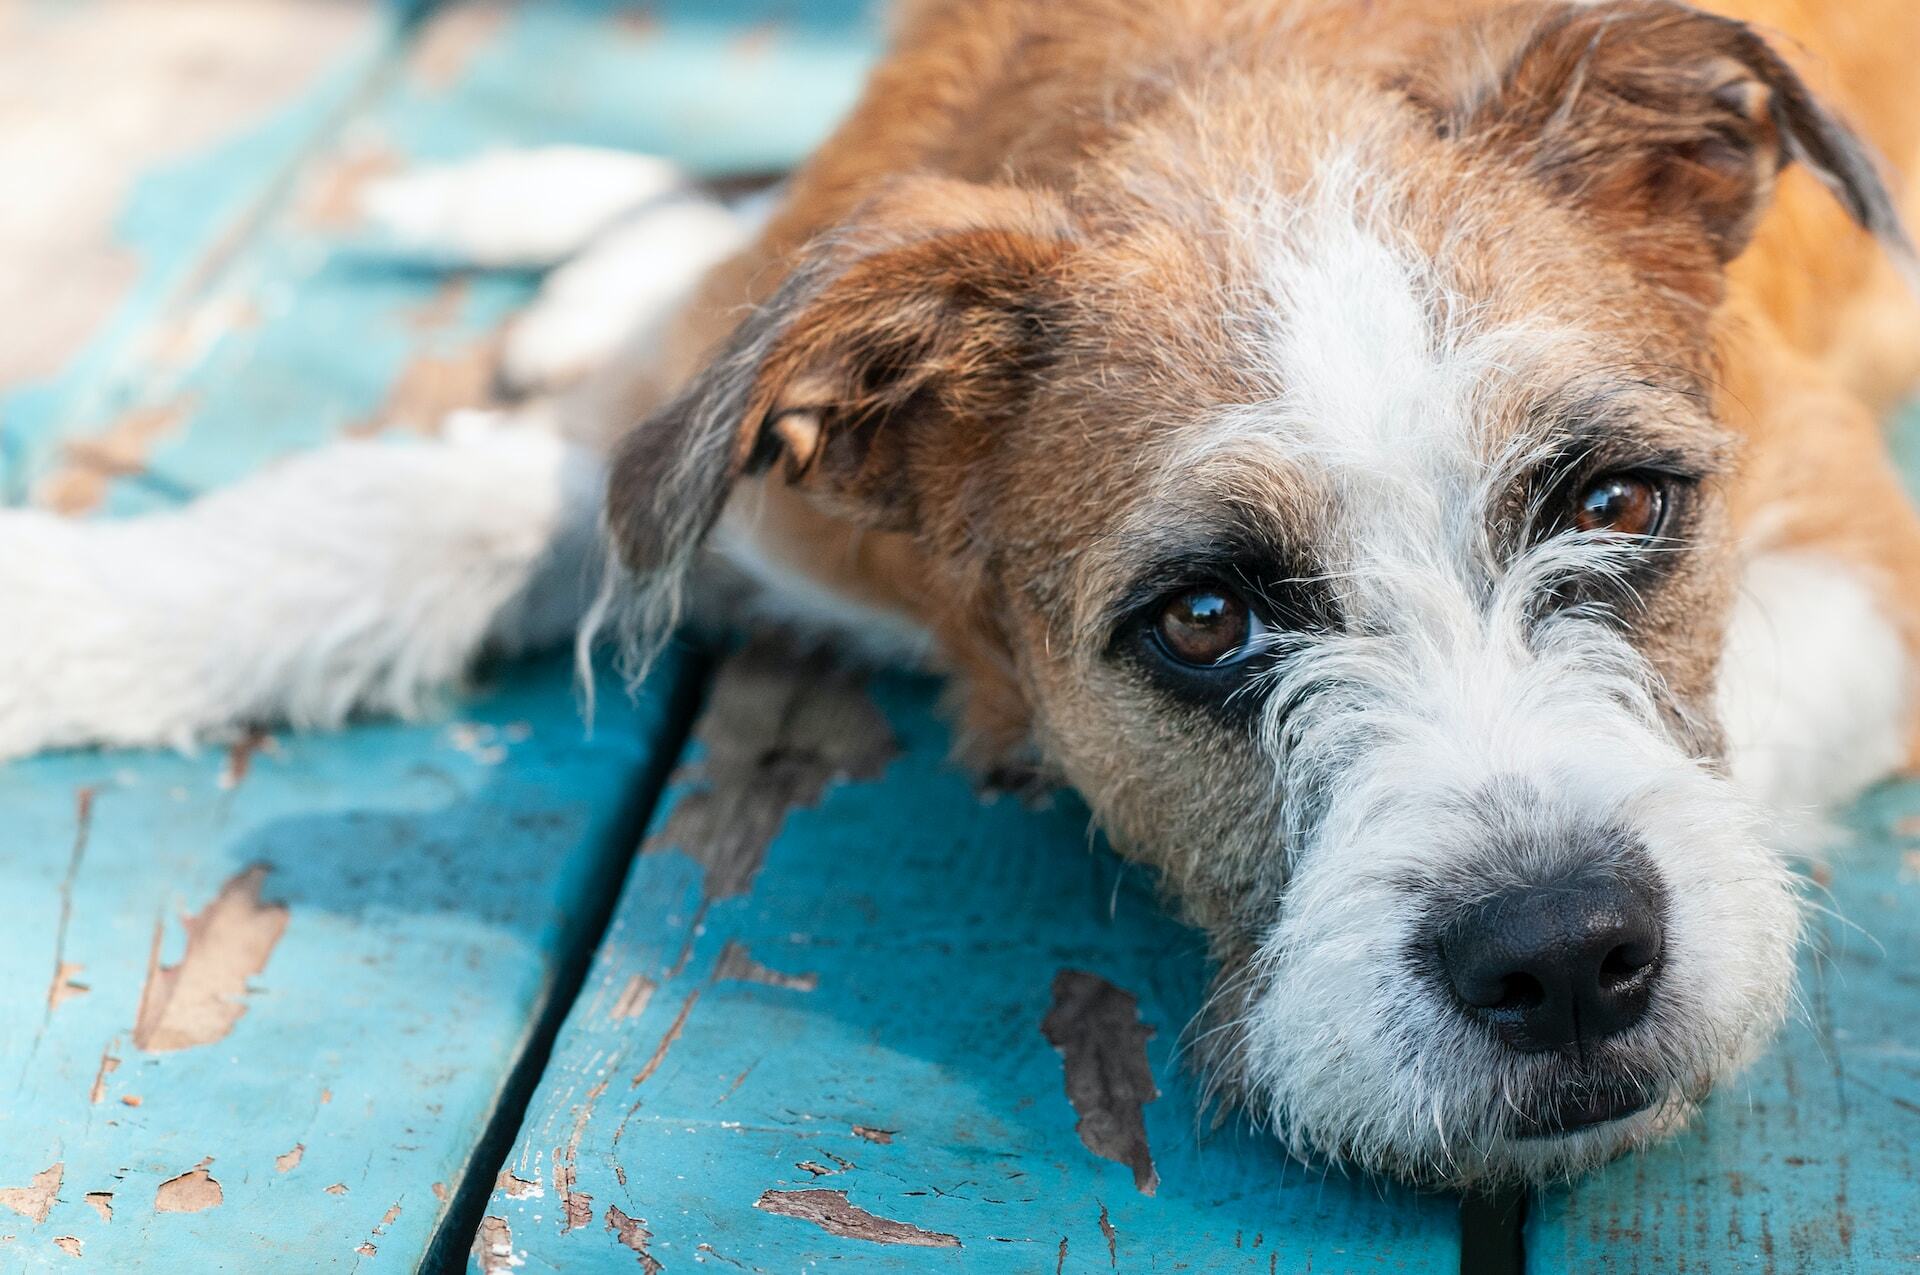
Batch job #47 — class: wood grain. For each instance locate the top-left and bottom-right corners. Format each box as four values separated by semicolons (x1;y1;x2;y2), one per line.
0;654;700;1270
473;649;1463;1273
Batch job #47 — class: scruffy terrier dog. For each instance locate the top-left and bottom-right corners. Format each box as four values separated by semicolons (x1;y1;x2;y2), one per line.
7;0;1920;1186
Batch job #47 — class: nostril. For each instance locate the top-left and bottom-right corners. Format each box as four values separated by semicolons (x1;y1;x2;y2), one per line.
1492;972;1544;1013
1598;941;1654;985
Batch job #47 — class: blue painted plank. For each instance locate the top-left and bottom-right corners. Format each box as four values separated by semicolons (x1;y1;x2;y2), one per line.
0;2;863;1265
7;0;880;519
0;654;697;1270
0;1;417;509
1528;409;1920;1271
379;0;881;176
474;648;1463;1273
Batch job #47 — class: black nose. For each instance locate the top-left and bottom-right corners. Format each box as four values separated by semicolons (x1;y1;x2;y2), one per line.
1437;869;1664;1052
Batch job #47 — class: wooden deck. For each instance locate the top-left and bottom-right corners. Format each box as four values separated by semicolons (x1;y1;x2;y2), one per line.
2;2;1918;1271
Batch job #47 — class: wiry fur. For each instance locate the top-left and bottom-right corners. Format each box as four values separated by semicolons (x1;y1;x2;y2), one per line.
1075;158;1797;1183
4;0;1919;1190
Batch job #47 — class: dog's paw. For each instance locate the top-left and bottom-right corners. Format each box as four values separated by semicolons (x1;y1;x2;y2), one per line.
360;147;692;269
499;195;752;393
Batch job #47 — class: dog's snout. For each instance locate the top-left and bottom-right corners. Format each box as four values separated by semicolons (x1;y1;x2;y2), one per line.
1437;870;1663;1053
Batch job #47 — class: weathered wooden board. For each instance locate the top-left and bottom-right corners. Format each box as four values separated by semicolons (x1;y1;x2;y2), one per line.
0;653;699;1270
0;0;410;507
0;0;873;1268
3;0;880;518
473;646;1465;1274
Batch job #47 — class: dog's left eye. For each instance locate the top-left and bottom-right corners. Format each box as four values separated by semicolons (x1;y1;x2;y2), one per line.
1572;473;1664;538
1151;584;1269;668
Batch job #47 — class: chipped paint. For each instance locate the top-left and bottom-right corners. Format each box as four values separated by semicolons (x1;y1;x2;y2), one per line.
410;4;510;90
1042;971;1161;1195
850;1125;896;1144
472;1215;518;1274
754;1189;961;1248
132;865;289;1052
553;1076;606;1231
374;1203;401;1234
154;1160;222;1214
553;1152;591;1233
609;974;656;1020
87;1046;119;1104
83;1193;111;1224
53;1236;82;1258
622;937;818;1100
630;988;701;1089
354;329;503;436
1098;1201;1117;1266
356;1242;377;1257
712;941;817;992
643;643;896;901
275;1144;305;1174
605;1205;663;1274
496;1171;540;1201
43;789;96;1024
432;1183;450;1203
301;142;401;231
218;730;276;790
47;962;89;1011
325;1184;349;1197
0;1164;63;1225
36;400;194;514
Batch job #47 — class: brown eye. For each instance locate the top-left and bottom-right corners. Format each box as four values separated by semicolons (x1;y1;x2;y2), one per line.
1573;474;1662;537
1155;585;1255;667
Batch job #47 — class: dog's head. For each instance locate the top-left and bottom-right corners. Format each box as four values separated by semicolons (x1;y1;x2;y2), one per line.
606;0;1911;1183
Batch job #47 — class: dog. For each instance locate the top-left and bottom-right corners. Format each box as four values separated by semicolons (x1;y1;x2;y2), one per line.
6;0;1920;1187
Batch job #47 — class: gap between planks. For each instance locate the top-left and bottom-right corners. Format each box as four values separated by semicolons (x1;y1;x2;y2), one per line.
421;648;717;1272
1460;1188;1527;1275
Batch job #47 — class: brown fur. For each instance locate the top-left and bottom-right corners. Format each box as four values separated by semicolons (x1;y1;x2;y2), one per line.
601;0;1920;1170
614;0;1918;764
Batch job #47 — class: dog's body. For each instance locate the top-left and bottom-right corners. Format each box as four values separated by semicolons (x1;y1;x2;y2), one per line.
7;0;1920;1186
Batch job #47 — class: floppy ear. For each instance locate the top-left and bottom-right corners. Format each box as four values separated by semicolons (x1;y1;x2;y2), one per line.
1404;0;1913;296
603;178;1075;596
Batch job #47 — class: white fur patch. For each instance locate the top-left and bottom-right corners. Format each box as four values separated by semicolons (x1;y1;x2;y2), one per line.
1718;550;1910;819
361;146;692;269
0;418;603;760
501;195;752;393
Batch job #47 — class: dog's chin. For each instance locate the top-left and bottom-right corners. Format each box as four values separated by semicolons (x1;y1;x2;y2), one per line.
1470;1095;1692;1187
1388;1076;1710;1189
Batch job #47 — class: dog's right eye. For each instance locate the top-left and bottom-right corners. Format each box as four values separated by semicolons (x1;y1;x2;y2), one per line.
1151;584;1267;668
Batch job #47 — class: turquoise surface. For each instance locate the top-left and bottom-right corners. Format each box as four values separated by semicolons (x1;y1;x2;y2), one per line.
479;665;1463;1273
2;0;1917;1270
0;654;699;1268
